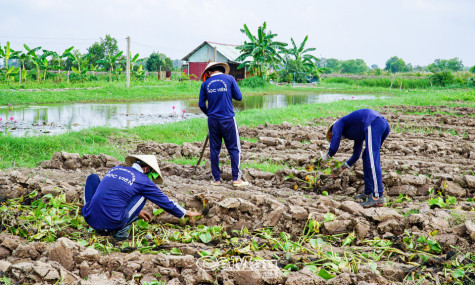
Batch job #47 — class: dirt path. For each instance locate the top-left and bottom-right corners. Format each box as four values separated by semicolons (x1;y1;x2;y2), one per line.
0;106;474;284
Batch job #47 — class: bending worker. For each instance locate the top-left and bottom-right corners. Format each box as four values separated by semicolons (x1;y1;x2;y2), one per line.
198;62;248;187
81;155;201;240
319;109;390;208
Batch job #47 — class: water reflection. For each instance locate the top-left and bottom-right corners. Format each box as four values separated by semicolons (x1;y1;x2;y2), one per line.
0;93;382;136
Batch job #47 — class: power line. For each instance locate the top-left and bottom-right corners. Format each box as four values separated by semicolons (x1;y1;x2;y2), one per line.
6;41;91;46
0;35;98;41
132;40;189;52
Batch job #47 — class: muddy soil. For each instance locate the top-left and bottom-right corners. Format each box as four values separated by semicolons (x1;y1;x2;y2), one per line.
0;105;474;284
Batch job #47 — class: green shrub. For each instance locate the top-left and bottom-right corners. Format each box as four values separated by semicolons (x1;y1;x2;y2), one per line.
268;72;280;82
323;76;432;89
283;73;293;83
238;76;268;88
68;73;84;82
470;65;475;74
468;77;475;87
429;71;454;87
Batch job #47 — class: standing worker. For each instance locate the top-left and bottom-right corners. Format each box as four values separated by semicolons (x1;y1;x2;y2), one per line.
318;109;390;208
82;155;201;240
198;62;248;187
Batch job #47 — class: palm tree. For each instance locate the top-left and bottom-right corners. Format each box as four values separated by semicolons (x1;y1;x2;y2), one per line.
236;22;287;80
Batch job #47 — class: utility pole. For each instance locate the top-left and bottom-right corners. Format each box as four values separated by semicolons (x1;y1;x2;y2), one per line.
214;46;217;62
126;36;131;88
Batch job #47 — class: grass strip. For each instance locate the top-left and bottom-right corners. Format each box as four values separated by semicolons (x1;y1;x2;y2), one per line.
2;79;473;105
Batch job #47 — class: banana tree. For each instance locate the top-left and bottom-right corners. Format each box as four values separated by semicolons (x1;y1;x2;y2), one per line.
0;42;19;70
51;46;74;79
96;51;124;82
236;22;287;80
11;51;30;83
0;65;19;83
282;36;326;79
285;36;318;69
38;50;58;81
130;53;145;81
90;63;96;76
65;50;92;82
66;50;86;75
24;45;42;82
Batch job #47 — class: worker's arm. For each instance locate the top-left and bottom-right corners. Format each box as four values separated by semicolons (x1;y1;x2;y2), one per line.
230;77;243;101
140;181;187;218
327;121;343;157
198;83;208;115
346;140;363;167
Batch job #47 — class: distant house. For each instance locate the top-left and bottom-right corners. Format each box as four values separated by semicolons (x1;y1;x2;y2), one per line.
182;41;247;81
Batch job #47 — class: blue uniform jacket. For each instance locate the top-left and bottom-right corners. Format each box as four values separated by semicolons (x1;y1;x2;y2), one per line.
81;166;185;230
328;109;383;166
198;74;243;119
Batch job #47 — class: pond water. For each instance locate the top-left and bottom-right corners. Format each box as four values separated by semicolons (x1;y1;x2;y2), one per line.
0;93;383;136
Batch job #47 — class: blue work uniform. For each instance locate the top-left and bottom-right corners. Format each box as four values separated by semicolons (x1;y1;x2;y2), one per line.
328;109;390;197
81;166;186;234
199;73;243;181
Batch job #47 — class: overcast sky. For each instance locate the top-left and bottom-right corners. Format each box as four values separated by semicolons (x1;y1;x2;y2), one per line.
1;0;474;67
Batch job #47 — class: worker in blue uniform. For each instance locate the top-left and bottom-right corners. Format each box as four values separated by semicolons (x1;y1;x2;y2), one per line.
81;155;201;240
318;109;391;208
198;62;249;187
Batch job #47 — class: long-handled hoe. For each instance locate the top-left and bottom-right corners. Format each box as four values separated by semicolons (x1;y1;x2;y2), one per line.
194;133;209;174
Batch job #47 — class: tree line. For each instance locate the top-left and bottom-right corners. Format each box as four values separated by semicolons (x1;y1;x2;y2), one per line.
0;35;176;83
236;22;475;83
319;56;467;74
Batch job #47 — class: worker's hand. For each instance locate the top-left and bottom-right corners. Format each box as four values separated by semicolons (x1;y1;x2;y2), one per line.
315;152;330;167
185;210;202;217
332;163;350;176
320;152;330;163
341;162;350;170
138;210;152;222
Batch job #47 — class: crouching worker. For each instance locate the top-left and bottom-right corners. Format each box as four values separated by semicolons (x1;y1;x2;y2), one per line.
81;155;201;240
318;109;390;208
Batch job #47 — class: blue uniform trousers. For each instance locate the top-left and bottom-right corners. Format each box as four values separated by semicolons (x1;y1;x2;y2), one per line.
208;117;242;181
362;117;390;197
84;174;146;240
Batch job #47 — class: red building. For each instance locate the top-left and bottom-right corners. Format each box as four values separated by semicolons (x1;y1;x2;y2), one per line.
182;41;247;81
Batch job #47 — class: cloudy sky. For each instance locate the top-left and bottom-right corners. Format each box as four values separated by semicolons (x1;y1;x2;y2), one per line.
1;0;474;67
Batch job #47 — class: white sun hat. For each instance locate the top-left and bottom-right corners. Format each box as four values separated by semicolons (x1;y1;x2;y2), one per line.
326;121;338;142
200;62;230;81
125;155;163;184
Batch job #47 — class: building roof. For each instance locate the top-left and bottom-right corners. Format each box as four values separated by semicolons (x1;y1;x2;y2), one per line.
182;41;242;62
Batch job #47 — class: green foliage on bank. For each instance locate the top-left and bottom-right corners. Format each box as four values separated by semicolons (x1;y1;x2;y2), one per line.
238;77;269;88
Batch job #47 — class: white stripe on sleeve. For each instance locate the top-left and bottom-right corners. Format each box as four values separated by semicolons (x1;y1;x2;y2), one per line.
128;196;145;218
172;201;186;218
